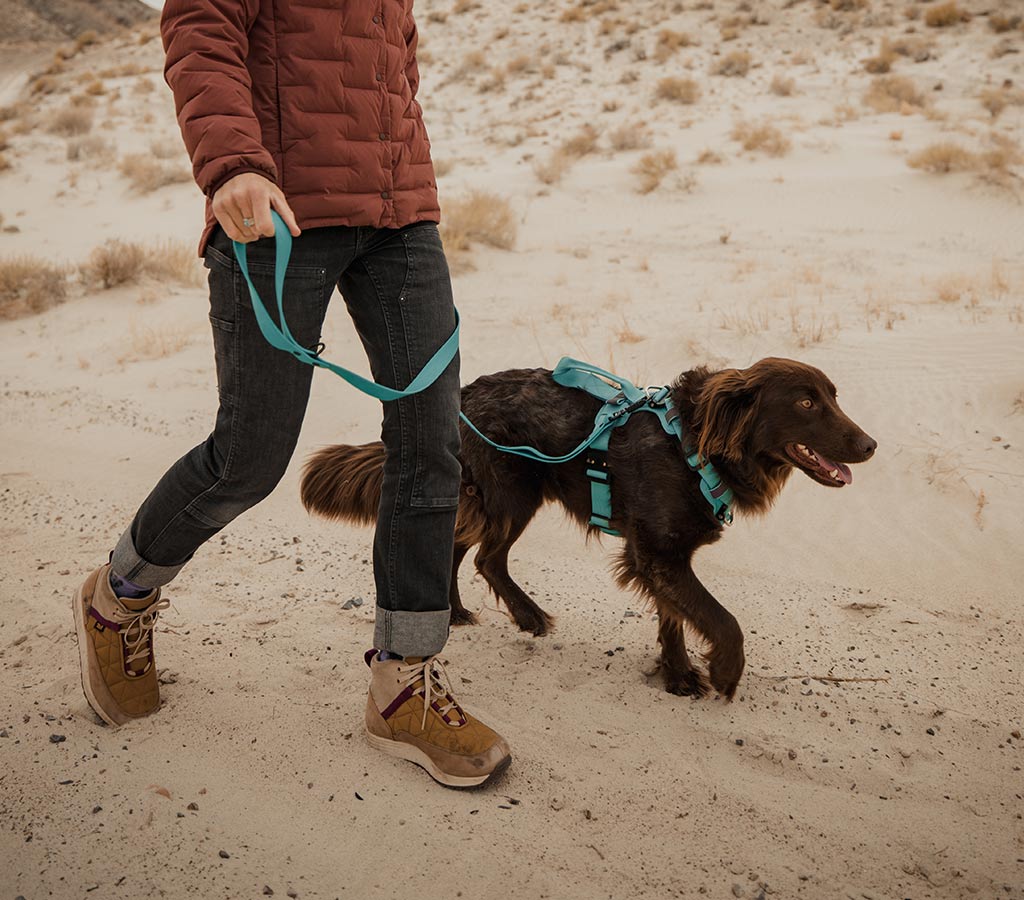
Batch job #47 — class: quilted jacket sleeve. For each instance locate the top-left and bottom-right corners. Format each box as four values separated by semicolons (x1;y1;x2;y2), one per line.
160;0;279;199
403;8;421;100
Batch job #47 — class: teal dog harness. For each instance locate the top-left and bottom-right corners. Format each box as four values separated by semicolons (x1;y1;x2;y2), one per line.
235;212;734;534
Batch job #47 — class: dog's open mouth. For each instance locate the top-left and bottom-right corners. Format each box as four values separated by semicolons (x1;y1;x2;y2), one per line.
785;443;853;487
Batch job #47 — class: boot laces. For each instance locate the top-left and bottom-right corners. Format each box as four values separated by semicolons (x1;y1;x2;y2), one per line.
111;597;170;668
396;656;464;731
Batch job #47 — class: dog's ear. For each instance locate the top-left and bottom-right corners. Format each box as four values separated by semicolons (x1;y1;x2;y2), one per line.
694;368;760;462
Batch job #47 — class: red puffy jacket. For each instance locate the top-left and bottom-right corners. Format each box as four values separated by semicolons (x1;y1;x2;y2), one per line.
159;0;440;257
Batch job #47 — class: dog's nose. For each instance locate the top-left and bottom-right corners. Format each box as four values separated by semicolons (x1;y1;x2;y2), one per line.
858;435;877;458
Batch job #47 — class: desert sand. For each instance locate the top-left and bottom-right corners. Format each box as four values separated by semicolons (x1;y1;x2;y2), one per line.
1;0;1023;898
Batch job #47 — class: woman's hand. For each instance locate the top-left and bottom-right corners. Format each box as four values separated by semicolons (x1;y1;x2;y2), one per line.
212;172;302;242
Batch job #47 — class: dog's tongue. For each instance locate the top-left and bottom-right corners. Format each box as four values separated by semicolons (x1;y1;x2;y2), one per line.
815;450;853;485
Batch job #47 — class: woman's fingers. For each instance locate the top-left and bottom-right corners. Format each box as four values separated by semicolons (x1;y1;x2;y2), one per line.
212;172;297;242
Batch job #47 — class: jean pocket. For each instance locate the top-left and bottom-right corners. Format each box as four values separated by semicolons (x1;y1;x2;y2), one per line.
208;314;236;402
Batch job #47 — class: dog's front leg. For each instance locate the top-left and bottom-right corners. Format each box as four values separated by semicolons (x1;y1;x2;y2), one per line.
649;561;745;700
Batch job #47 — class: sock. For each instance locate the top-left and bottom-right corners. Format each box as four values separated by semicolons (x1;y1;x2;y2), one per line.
377;649;403;661
108;569;153;600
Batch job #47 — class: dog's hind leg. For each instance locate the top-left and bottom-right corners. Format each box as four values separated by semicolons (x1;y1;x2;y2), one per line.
476;525;555;637
448;543;477;626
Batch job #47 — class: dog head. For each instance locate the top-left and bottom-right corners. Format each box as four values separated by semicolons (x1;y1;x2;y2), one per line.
693;357;876;488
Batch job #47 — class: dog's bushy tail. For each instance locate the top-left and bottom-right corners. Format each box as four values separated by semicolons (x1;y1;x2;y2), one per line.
300;442;384;525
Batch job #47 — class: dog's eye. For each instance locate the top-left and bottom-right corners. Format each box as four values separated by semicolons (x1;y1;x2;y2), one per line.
798;398;813;409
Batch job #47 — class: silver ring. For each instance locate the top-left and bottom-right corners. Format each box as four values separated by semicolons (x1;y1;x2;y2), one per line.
242;217;255;228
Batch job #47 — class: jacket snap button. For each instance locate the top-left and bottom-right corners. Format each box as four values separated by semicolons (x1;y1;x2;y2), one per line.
379;132;389;140
380;190;390;199
375;72;383;81
372;15;381;23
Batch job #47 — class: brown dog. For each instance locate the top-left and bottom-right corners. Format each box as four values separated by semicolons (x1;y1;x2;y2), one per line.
300;358;876;700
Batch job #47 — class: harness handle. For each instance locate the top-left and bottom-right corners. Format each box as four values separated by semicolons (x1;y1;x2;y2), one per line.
232;209;460;402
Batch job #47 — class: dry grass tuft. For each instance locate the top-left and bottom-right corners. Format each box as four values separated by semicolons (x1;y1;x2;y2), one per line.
654;29;695;62
118;154;191;193
711;50;751;78
863;75;927;113
608;122;653;152
655;76;701;104
80;237;204;290
864;38;897;74
988;13;1022;33
439;191;517;258
46;103;95;137
0;256;70;319
631;150;678;194
979;86;1024;120
770;73;796;96
116;321;193;364
561;124;601;158
924;1;970;27
731;120;791;156
908;142;976;174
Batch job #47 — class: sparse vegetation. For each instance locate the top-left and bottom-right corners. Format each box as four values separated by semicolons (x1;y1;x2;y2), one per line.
79;237;204;290
0;256;69;319
908;142;976;174
631;150;678;194
118;154;191;193
655;76;701;104
608;122;653;152
924;1;970;28
711;50;751;78
45;103;95;137
770;74;795;96
863;75;927;113
438;190;517;272
988;13;1022;33
731;120;791;156
864;38;897;74
654;29;695;63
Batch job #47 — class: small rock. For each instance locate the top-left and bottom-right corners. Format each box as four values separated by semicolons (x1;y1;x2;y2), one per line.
735;738;744;746
263;887;274;896
176;812;185;818
341;597;364;610
926;727;936;736
0;729;8;738
1011;730;1021;740
92;805;102;814
218;850;230;859
732;884;745;898
49;734;66;744
287;893;299;899
187;802;199;811
788;750;797;760
623;610;639;617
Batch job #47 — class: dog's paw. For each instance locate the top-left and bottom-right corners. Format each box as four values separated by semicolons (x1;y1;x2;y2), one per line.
513;608;555;637
449;607;479;627
664;668;710;699
709;654;744;702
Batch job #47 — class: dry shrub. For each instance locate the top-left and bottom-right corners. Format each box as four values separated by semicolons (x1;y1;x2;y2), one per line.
0;256;69;319
712;50;751;77
432;158;454;178
731;120;791;156
609;122;653;152
562;124;600;158
831;0;868;9
979;88;1009;119
453;50;487;81
67;134;113;162
770;73;795;96
654;29;695;62
925;1;970;27
46;103;95;137
865;38;897;74
534;151;571;185
907;142;976;174
889;35;934;62
655;76;701;104
988;13;1022;33
440;191;516;253
74;30;99;52
0;152;10;172
631;150;678;194
696;148;723;164
863;75;927;113
118;154;191;193
80;237;204;290
117;322;192;364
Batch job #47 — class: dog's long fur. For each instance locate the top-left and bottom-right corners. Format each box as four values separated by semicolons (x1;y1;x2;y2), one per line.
300;358;875;699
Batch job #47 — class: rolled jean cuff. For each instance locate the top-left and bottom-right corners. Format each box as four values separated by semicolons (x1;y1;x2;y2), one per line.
374;607;450;658
109;527;187;589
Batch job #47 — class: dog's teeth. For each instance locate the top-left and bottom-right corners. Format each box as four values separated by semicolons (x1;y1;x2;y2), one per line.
829;469;839;478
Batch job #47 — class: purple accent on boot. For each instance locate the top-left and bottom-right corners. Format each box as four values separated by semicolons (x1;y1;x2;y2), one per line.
377;649;404;661
108;569;152;600
88;606;121;631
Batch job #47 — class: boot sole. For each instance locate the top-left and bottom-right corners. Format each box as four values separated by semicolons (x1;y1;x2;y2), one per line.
72;578;131;728
365;730;511;789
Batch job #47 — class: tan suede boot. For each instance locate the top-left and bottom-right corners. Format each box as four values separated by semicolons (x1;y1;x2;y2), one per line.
72;563;170;726
364;650;511;788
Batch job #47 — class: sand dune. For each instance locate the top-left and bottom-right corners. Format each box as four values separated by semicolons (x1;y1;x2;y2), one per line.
1;1;1022;897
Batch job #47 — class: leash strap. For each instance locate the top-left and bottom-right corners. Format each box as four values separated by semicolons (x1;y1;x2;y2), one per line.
233;209;460;402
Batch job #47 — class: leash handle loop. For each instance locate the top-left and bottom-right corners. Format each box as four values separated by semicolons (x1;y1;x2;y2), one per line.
233;209;460;402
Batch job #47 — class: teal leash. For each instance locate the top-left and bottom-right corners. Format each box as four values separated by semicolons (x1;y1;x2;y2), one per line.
233;209;460;402
234;213;734;532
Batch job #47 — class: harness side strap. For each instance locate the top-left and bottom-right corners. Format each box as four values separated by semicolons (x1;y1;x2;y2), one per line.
234;209;460;403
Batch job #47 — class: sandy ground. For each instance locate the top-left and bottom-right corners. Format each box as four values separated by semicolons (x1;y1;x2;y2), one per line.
2;1;1023;897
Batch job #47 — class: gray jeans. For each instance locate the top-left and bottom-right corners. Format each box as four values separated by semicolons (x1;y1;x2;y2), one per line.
110;219;461;657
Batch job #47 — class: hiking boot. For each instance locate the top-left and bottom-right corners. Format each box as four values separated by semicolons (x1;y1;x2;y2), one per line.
364;649;511;788
72;563;170;727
